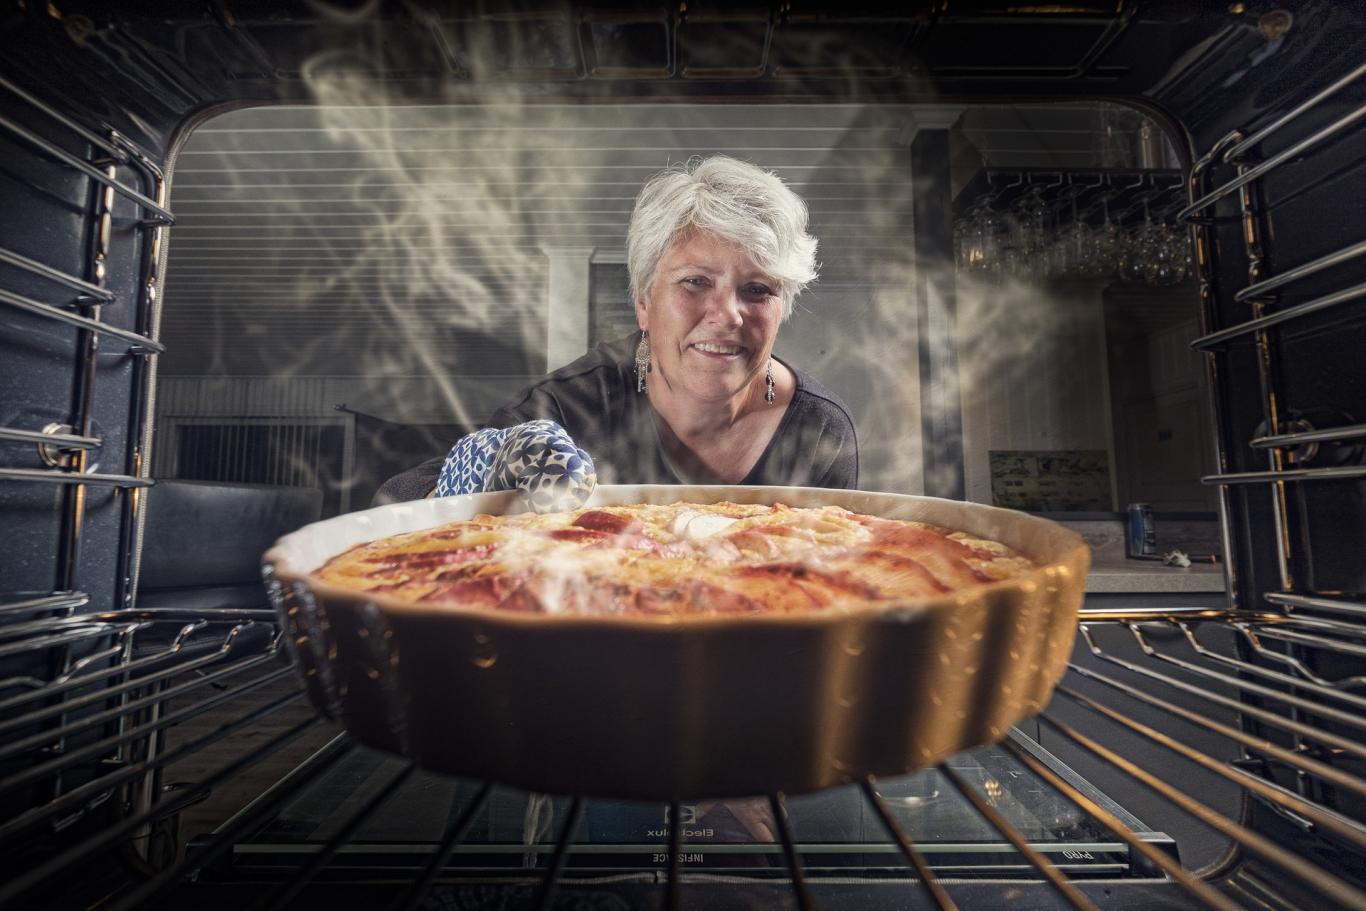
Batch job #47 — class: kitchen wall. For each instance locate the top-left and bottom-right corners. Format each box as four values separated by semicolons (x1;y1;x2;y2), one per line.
956;277;1118;509
1103;286;1216;511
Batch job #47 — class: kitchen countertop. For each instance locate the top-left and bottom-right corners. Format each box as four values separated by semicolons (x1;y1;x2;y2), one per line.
1085;555;1226;593
1043;514;1227;594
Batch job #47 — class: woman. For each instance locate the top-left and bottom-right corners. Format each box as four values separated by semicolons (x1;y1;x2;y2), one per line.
378;155;858;503
379;158;850;845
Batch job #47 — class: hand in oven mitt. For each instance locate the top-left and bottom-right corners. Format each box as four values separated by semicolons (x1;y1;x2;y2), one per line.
433;419;597;513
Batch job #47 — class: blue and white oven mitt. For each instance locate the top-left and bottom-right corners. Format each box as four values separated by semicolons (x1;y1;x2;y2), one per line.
433;419;597;514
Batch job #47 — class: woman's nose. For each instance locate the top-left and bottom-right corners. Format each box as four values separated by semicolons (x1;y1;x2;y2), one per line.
704;287;744;327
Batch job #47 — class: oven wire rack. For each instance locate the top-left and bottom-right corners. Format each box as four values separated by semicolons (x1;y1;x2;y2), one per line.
3;606;1365;910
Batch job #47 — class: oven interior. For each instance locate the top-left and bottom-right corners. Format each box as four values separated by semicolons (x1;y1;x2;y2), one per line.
1;2;1364;909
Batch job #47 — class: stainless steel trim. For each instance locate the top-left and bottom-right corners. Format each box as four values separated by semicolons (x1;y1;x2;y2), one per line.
1188;130;1242;607
0;74;132;163
1;607;274;628
0;113;174;223
1230;621;1366;687
666;799;682;911
1200;465;1366;485
0;467;156;488
1050;685;1366;850
1178;99;1366;221
0;286;165;351
0;592;89;615
1077;629;1366;766
0;246;115;301
0;708;320;908
1039;705;1366;905
1076;605;1257;622
1222;62;1366;163
0;426;101;450
1231;159;1295;594
112;140;168;616
0;624;263;736
257;763;417;911
861;779;959;910
1265;591;1366;618
0;655;288;771
0;621;193;711
1177;622;1366;711
1245;624;1366;662
1233;237;1366;302
1126;623;1366;732
0;626;136;661
939;764;1098;911
1190;280;1366;350
390;781;495;911
100;735;354;911
534;796;586;911
1252;421;1366;449
999;739;1240;911
1064;660;1366;796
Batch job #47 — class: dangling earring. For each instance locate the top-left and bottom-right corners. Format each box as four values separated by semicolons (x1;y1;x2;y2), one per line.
635;330;651;393
765;359;775;404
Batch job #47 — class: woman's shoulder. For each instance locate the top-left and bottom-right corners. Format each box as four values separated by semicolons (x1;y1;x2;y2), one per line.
522;334;634;391
492;334;639;426
787;366;857;437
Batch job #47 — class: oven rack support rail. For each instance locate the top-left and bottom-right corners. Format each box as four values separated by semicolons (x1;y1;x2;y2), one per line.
0;70;173;611
0;65;176;861
1183;58;1366;620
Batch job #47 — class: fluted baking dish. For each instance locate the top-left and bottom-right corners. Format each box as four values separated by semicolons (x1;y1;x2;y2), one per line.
263;484;1089;800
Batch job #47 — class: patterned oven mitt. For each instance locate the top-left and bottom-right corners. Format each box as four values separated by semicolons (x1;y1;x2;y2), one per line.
433;420;597;514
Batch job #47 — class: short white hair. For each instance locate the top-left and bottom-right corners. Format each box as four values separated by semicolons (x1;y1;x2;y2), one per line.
626;156;819;320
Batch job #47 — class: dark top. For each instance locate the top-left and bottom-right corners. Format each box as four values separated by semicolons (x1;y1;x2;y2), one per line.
376;333;859;503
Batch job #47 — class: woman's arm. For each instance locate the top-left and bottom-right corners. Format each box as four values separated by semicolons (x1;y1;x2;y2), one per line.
374;454;446;505
805;396;860;490
372;383;572;506
815;433;859;489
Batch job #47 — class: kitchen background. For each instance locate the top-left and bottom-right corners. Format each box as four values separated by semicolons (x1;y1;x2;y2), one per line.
149;99;1212;517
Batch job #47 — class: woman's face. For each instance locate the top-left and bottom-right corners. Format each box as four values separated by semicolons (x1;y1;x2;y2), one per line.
636;230;783;405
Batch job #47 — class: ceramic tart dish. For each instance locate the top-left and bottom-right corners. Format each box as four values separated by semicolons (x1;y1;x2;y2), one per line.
263;484;1090;800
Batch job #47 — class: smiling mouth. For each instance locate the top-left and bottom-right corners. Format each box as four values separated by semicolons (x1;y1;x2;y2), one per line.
691;342;745;356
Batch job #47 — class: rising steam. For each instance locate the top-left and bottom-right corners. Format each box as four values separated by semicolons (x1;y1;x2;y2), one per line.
162;7;1138;511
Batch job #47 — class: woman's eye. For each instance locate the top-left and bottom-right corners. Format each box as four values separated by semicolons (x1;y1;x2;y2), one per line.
681;277;709;288
743;285;774;298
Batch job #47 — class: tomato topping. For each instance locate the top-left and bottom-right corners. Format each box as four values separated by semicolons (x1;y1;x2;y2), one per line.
686;581;764;615
571;510;634;533
870;525;992;582
549;527;612;543
419;575;504;605
365;543;496;571
855;550;951;594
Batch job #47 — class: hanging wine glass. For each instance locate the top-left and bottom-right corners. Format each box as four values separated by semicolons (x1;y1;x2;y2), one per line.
1008;188;1050;282
1118;198;1157;284
1057;191;1094;277
954;212;973;272
1145;220;1192;285
960;200;1006;278
1085;193;1121;279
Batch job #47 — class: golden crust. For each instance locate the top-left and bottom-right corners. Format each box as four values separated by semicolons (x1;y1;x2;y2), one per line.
314;501;1037;617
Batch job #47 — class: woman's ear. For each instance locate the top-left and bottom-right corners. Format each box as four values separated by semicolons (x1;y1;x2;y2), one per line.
634;295;649;331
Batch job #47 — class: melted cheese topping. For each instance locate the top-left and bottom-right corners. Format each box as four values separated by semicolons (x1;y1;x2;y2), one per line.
315;501;1037;617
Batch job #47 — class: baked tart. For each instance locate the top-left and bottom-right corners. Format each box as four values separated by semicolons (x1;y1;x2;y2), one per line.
315;501;1038;616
